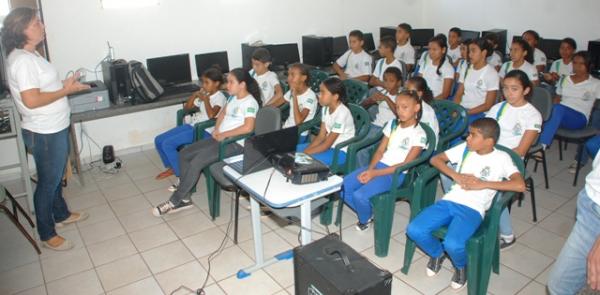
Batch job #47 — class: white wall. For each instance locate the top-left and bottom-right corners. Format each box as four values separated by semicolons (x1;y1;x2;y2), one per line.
421;0;600;53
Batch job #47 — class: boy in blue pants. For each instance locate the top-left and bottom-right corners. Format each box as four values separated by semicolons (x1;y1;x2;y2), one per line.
406;118;525;291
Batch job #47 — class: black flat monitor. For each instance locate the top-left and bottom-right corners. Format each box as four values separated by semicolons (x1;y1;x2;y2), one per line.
363;33;376;52
539;38;562;61
302;35;333;67
461;30;480;41
194;51;229;77
146;53;191;87
410;28;435;47
241;43;270;70
240;126;299;174
332;36;349;61
270;43;300;68
380;26;396;40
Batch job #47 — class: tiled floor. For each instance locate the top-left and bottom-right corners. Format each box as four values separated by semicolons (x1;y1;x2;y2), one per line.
0;144;590;295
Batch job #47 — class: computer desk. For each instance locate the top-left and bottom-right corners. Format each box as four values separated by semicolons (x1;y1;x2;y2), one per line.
222;154;343;279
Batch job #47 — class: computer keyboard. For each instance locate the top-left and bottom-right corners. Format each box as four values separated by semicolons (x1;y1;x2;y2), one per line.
161;84;200;97
229;160;244;174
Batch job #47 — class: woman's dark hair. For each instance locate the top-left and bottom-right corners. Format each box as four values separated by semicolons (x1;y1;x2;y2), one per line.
201;66;224;85
473;37;494;58
429;34;448;75
228;68;262;105
504;69;533;101
561;37;577;51
396;90;423;127
573;51;593;72
322;77;347;105
289;63;310;87
383;66;403;83
512;39;534;64
449;27;462;38
407;76;434;104
251;48;272;63
1;7;37;54
523;30;540;42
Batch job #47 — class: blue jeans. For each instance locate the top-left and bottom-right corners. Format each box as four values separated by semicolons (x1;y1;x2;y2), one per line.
22;128;71;241
296;143;346;167
548;189;600;295
407;200;482;268
155;124;197;177
356;124;383;168
539;104;587;146
342;162;405;224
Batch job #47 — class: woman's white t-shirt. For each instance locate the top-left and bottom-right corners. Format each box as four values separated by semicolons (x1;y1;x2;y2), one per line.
458;64;500;109
185;91;227;125
394;43;416;65
321;104;355;152
421;101;440;146
7;49;70;134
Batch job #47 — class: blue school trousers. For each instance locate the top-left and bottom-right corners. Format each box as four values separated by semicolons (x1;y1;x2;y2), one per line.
406;200;482;268
342;162;405;224
539;104;587;146
296;142;346;167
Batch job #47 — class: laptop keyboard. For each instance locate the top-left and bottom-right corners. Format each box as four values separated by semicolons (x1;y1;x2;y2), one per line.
162;84;200;96
229;160;244;174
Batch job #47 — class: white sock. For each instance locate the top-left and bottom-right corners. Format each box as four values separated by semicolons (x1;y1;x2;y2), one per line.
500;234;514;242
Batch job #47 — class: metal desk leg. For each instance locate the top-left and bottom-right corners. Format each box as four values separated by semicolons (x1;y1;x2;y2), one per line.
69;123;84;186
300;200;312;245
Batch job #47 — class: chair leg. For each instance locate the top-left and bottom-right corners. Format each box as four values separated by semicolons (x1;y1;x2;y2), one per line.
542;149;550;189
233;190;241;244
5;189;35;228
334;192;344;227
559;139;564;161
0;205;41;255
573;143;584;187
528;177;537;223
372;194;396;257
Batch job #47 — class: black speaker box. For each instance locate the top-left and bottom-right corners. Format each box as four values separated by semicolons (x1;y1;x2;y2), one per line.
588;39;600;77
302;35;334;67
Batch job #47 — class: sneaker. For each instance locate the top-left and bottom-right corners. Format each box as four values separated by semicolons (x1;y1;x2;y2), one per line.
450;267;467;291
152;200;193;217
355;218;373;231
568;161;584;174
426;255;446;277
500;235;516;251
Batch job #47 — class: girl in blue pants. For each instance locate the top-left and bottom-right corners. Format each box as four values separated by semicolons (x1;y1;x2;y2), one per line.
154;68;226;179
343;90;428;230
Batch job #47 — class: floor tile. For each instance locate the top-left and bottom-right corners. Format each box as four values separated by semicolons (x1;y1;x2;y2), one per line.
118;209;164;233
141;240;195;274
0;262;44;294
87;234;138;266
106;277;164;295
78;218;126;246
500;243;554;279
394;257;452;295
95;254;151;291
166;211;216;239
155;261;213;294
109;194;151;216
41;247;93;282
129;223;178;252
101;182;141;202
46;269;104;295
199;246;254;281
217;270;281;295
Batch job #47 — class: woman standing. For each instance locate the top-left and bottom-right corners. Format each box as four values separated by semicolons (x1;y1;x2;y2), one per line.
2;7;89;251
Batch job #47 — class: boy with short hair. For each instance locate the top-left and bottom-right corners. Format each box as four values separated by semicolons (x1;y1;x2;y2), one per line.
394;23;416;71
369;36;402;91
333;30;372;81
250;48;283;106
406;118;526;291
448;27;462;66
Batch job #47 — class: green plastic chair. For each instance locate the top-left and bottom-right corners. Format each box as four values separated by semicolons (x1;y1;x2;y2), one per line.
431;100;468;151
336;123;437;255
342;79;368;104
309;69;330;93
401;145;525;295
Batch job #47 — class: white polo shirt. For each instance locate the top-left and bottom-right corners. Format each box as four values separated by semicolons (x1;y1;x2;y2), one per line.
282;88;318;135
380;120;427;167
250;70;280;105
372;58;402;91
185;91;227;125
458;64;500;109
447;45;461;64
499;61;539;82
533;48;547;68
321;104;355;152
394;42;416;65
549;59;573;78
557;75;600;120
336;50;373;78
486;101;542;149
418;53;455;97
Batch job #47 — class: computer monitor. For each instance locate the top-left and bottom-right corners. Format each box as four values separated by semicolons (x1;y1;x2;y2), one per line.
539;38;562;61
363;33;376;52
302;35;333;67
332;36;349;61
270;43;300;68
589;40;600;77
146;53;191;87
241;43;271;70
380;26;396;40
461;30;480;41
194;51;229;78
410;28;435;47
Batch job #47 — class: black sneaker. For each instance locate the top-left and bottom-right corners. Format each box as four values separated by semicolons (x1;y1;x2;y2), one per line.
450;267;467;291
426;255;446;277
355;218;373;231
500;236;516;251
152;200;193;217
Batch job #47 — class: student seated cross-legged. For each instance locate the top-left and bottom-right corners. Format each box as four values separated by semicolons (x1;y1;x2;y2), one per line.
332;30;372;82
406;118;526;291
499;39;539;86
297;77;355;166
249;48;283;107
154;67;227;181
343;90;427;231
152;68;261;217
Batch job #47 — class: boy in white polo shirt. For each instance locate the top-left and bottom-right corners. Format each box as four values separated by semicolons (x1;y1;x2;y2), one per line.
369;36;402;92
407;118;525;291
394;23;416;72
249;48;283;106
333;30;372;82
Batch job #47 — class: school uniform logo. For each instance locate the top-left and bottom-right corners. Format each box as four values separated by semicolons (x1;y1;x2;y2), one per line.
261;81;269;91
247;107;256;114
480;167;491;180
476;79;485;90
512;123;523;136
400;137;410;150
333;122;342;129
584;91;594;101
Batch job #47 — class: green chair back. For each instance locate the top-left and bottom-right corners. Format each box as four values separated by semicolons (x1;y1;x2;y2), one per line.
342;80;368;104
431;100;468;151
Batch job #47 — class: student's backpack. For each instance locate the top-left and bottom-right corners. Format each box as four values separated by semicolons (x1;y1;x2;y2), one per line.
128;60;164;102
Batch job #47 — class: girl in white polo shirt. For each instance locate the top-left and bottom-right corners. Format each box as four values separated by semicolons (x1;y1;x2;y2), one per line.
418;34;455;99
343;90;427;230
499;39;539;86
522;30;548;73
543;38;576;85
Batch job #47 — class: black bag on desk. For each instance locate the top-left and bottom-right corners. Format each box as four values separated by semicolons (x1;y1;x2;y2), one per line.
294;234;392;295
128;60;164;102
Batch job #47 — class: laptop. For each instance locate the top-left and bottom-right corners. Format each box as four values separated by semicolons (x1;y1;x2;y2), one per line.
229;126;299;175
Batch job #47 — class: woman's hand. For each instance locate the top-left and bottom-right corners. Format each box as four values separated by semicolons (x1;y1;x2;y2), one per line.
63;73;90;95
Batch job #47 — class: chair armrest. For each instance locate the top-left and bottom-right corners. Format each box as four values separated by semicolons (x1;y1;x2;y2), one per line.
298;114;321;136
193;119;216;141
176;108;198;126
389;157;430;195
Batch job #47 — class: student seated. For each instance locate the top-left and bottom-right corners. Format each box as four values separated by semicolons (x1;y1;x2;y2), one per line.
368;36;402;92
447;27;462;67
358;67;403;167
332;30;372;82
405;76;440;146
394;23;416;72
269;63;318;142
454;39;473;81
417;34;455;99
539;51;600;151
522;30;547;73
249;48;283;106
454;39;500;125
154;67;226;180
406;118;526;291
542;37;576;85
486;70;542;250
152;68;261;217
499;39;540;86
297;77;355;166
483;33;503;72
343;90;427;231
